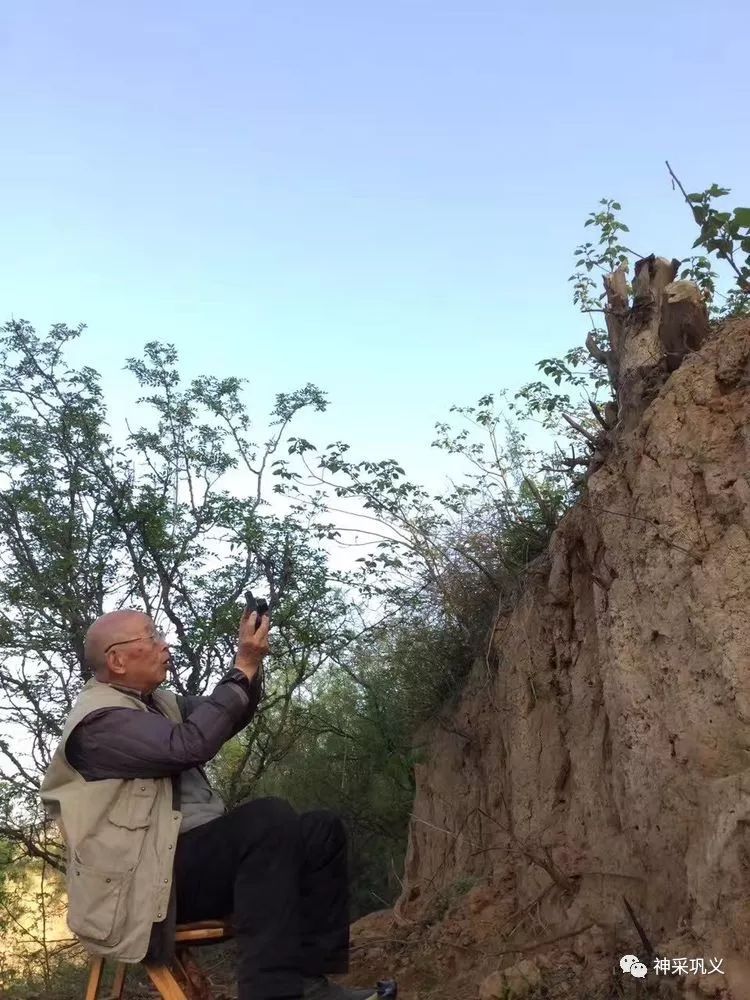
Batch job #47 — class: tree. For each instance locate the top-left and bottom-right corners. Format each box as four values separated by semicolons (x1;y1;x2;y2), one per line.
511;168;749;483
0;320;371;864
272;390;570;666
0;316;557;922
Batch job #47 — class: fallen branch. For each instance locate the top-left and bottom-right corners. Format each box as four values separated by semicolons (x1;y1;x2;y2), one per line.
350;937;410;952
486;922;595;958
623;896;654;963
577;870;645;883
395;922;597;959
351;918;597;962
496;885;555;940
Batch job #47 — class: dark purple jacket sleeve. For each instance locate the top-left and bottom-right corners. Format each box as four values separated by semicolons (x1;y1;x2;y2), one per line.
177;672;261;739
66;673;261;781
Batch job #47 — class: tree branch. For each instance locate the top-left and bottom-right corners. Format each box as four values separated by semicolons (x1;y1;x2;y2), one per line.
561;413;599;447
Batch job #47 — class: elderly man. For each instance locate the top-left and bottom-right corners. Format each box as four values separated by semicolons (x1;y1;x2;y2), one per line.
40;606;375;1000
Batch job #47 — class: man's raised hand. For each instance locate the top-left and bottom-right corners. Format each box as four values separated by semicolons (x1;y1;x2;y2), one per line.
236;608;270;680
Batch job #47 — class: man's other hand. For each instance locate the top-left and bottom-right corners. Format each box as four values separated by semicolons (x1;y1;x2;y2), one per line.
236;608;271;680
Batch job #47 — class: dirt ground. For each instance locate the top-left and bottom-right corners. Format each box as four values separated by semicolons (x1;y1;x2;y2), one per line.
337;899;730;1000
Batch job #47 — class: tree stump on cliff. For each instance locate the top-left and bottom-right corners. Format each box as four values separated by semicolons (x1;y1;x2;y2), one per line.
597;254;710;436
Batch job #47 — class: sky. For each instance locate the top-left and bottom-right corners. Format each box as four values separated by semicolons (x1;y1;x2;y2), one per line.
1;0;749;502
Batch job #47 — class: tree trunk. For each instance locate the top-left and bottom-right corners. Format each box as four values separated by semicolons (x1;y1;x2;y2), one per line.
604;255;710;432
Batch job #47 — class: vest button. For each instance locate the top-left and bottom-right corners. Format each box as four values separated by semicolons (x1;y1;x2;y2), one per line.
140;785;146;791
157;913;162;919
168;844;173;850
164;879;168;884
106;878;111;883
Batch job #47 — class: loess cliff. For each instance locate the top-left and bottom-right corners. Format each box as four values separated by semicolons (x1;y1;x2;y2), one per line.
345;275;750;1000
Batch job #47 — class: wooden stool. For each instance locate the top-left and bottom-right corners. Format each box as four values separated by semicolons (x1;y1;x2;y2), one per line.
83;919;233;1000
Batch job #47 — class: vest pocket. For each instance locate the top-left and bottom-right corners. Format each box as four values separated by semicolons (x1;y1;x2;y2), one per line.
108;781;156;829
67;862;131;944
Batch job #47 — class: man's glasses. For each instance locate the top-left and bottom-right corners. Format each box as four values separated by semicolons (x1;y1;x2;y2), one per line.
104;630;167;654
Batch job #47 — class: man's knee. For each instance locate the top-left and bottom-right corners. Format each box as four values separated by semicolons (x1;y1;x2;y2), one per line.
301;809;347;852
233;796;299;837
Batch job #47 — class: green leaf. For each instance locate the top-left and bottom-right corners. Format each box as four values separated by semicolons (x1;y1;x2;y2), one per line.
733;207;750;229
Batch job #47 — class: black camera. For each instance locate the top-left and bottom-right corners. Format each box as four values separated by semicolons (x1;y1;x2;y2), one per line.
244;591;269;625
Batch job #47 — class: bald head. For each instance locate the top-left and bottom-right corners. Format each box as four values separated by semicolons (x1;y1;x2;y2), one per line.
84;609;153;680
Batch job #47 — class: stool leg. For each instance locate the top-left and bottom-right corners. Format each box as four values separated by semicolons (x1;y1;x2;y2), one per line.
84;957;105;1000
144;964;190;1000
110;963;128;999
177;947;214;999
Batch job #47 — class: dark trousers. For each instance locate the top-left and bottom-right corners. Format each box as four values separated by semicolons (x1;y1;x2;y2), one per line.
174;797;350;1000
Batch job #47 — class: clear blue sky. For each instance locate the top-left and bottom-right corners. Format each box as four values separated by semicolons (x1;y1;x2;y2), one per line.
1;1;748;493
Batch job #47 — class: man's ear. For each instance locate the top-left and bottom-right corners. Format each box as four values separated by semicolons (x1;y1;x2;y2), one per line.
106;652;126;678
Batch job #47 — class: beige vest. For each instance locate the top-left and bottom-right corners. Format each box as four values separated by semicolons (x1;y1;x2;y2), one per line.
39;679;184;962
